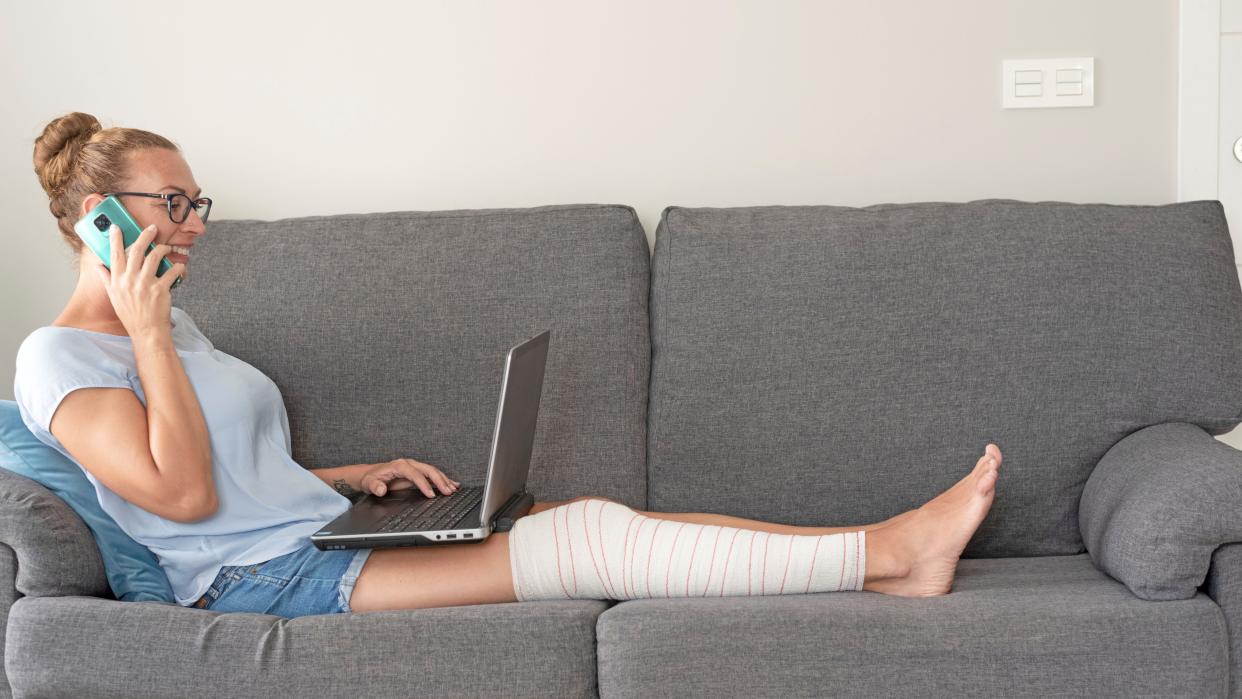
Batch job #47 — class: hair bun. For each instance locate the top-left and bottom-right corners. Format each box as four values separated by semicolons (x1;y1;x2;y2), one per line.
33;112;102;198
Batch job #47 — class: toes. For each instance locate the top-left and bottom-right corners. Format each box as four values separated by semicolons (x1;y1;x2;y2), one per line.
969;455;990;481
976;467;998;495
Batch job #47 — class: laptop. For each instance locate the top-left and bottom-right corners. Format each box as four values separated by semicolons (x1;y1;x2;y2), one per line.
311;330;549;550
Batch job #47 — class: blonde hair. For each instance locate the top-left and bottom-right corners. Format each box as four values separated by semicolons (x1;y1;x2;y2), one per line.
32;112;179;252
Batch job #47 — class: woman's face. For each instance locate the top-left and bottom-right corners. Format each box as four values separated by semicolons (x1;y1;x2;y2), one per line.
79;148;206;274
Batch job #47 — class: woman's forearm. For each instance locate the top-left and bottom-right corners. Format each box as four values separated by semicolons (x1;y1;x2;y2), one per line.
132;331;215;514
314;463;368;498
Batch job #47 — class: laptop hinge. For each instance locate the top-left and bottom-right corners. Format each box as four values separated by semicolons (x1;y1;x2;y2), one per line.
491;491;535;532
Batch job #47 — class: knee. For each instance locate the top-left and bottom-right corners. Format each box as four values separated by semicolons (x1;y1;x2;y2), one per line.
568;495;616;505
528;495;619;517
566;495;635;511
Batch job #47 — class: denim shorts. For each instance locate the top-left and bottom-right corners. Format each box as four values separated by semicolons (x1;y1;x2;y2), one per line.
191;541;372;618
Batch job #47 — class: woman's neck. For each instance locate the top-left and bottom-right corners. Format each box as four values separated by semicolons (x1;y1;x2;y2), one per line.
52;260;127;335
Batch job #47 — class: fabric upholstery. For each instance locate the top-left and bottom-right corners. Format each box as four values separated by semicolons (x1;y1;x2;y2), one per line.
1081;421;1242;600
172;204;651;508
0;400;173;603
6;199;1240;698
596;554;1228;698
0;544;18;699
0;468;113;698
1206;542;1242;699
6;596;609;698
647;199;1242;558
0;468;109;601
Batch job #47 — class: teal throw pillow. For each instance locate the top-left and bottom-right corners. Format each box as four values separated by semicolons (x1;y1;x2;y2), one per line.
0;399;175;603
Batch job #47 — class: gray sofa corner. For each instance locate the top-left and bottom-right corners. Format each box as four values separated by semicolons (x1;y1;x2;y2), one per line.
5;198;1242;698
0;468;112;696
1080;421;1242;697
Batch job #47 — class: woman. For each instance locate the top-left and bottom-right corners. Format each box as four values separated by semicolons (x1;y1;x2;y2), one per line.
15;112;1004;618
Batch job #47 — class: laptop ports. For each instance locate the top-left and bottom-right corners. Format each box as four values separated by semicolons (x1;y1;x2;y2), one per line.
446;534;457;539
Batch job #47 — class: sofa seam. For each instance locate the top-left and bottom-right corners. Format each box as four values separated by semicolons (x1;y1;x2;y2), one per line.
647;207;678;512
626;205;652;512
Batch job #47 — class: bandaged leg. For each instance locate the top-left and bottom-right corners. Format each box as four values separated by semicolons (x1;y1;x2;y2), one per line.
507;498;865;601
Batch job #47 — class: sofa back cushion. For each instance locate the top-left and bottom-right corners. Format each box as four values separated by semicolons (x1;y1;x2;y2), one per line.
647;199;1242;557
174;205;650;507
0;400;174;602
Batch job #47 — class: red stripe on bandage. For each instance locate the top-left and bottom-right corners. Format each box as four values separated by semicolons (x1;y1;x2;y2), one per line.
748;532;759;596
665;522;688;597
719;529;743;596
685;524;706;597
629;517;648;599
600;502;627;599
646;520;666;598
778;535;795;594
702;526;725;597
855;531;862;591
551;505;571;599
621;513;642;598
804;536;822;594
597;502;618;598
564;503;578;595
755;533;765;593
838;534;848;591
581;500;613;598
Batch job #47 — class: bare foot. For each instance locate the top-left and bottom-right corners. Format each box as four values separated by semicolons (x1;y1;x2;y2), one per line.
865;444;1003;597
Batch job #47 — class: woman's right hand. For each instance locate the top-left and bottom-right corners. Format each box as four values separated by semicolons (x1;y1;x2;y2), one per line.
93;223;186;338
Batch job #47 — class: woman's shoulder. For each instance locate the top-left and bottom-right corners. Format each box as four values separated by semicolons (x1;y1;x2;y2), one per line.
13;325;139;436
18;323;97;358
19;321;125;353
16;323;135;381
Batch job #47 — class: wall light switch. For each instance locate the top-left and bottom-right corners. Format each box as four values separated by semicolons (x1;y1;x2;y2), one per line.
1002;57;1094;109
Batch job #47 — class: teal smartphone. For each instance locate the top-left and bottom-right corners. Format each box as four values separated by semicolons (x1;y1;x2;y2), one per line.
73;196;181;290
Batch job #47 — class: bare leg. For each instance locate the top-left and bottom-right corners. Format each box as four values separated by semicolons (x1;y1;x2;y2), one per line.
348;444;1004;609
535;443;1005;597
347;531;517;612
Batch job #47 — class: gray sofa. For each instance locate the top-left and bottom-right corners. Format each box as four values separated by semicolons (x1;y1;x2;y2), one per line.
3;199;1242;697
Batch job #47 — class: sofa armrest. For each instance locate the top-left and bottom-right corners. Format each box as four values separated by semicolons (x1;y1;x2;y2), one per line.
0;467;109;599
1080;421;1242;601
1205;543;1242;698
0;468;110;698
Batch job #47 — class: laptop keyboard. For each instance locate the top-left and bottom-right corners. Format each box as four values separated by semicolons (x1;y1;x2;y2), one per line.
375;485;485;533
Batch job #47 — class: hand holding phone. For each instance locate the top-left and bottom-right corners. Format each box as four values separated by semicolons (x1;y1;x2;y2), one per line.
73;195;181;289
76;206;186;338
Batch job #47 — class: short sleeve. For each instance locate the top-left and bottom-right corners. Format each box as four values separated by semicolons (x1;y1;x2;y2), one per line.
12;329;136;444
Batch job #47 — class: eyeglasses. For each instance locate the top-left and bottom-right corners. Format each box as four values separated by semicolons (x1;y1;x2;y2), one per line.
102;191;213;224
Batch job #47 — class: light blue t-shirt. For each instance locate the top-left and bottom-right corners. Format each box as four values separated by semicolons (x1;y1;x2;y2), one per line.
13;306;351;606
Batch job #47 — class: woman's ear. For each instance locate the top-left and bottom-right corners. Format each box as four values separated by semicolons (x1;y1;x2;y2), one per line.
79;192;106;217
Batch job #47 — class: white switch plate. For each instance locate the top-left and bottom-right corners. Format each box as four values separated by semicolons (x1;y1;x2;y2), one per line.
1002;57;1094;109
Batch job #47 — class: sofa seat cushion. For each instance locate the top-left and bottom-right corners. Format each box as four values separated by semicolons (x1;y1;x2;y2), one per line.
6;597;610;698
596;554;1227;698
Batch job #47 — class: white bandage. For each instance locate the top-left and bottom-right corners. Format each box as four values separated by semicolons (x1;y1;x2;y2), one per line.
507;498;865;601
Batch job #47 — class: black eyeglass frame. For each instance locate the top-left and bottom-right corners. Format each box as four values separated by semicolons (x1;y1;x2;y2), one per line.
102;191;213;224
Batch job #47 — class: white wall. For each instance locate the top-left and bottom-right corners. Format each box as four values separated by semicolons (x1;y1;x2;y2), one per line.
6;1;1218;441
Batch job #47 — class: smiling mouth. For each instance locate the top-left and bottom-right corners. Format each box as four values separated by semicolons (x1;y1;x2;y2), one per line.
170;246;191;257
